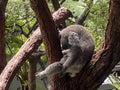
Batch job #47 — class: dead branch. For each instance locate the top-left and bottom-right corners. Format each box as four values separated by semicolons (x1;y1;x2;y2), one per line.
53;7;73;25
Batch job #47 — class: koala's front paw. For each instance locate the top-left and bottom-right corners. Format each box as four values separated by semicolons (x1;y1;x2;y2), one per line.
35;71;46;79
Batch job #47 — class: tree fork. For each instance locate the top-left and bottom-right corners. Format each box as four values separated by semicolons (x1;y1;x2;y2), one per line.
79;0;120;89
0;5;72;90
31;0;120;90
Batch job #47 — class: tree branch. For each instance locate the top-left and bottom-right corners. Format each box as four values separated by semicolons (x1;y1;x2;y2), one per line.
0;6;72;90
0;0;8;73
75;6;90;25
51;0;60;11
0;29;42;90
78;0;120;89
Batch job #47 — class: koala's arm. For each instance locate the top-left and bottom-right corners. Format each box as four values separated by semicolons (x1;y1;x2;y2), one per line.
36;50;71;79
36;62;63;78
61;47;79;70
63;31;81;66
62;49;70;55
60;31;83;76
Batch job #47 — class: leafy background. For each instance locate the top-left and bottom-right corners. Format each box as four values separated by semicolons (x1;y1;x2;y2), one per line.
6;0;119;90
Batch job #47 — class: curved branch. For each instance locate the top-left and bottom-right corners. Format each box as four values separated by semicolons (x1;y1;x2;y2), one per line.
0;29;42;90
0;6;72;90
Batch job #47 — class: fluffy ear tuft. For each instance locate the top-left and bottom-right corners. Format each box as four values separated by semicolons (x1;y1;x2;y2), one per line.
68;31;80;46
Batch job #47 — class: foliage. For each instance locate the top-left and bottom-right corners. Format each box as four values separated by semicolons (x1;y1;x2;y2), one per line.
6;0;109;60
62;0;85;17
85;0;109;48
6;0;36;59
109;74;120;89
62;0;109;48
5;0;110;89
6;0;37;89
17;61;29;89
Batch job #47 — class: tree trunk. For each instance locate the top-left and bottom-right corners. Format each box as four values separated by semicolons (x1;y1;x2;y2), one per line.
30;0;120;90
80;0;120;89
0;7;72;90
51;0;66;29
0;29;42;90
0;0;8;74
51;0;60;11
30;0;63;64
28;56;37;90
1;0;119;90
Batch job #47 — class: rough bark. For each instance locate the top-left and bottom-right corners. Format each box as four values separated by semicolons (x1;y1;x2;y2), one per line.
53;7;72;25
0;7;72;90
51;0;60;11
28;56;37;90
30;0;63;64
28;50;45;90
0;29;42;90
51;1;67;29
0;0;8;74
75;0;120;89
30;0;120;90
1;0;119;89
30;1;63;90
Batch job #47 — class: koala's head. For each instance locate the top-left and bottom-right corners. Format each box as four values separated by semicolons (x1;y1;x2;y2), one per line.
60;30;80;50
60;31;71;50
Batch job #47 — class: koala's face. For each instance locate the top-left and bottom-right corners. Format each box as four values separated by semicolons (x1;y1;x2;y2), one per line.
60;33;71;50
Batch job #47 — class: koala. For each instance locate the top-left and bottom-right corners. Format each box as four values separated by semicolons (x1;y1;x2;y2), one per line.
36;25;95;78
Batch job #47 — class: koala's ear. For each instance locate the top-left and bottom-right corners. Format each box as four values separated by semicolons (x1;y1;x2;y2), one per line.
68;31;80;46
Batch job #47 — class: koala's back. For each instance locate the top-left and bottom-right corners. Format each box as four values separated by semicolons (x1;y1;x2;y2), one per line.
60;25;90;37
60;24;95;49
60;24;95;64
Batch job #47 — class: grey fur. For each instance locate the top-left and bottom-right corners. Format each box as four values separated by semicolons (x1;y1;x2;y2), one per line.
36;25;95;78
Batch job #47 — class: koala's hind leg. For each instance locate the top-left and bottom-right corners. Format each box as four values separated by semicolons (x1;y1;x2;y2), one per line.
36;62;63;79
